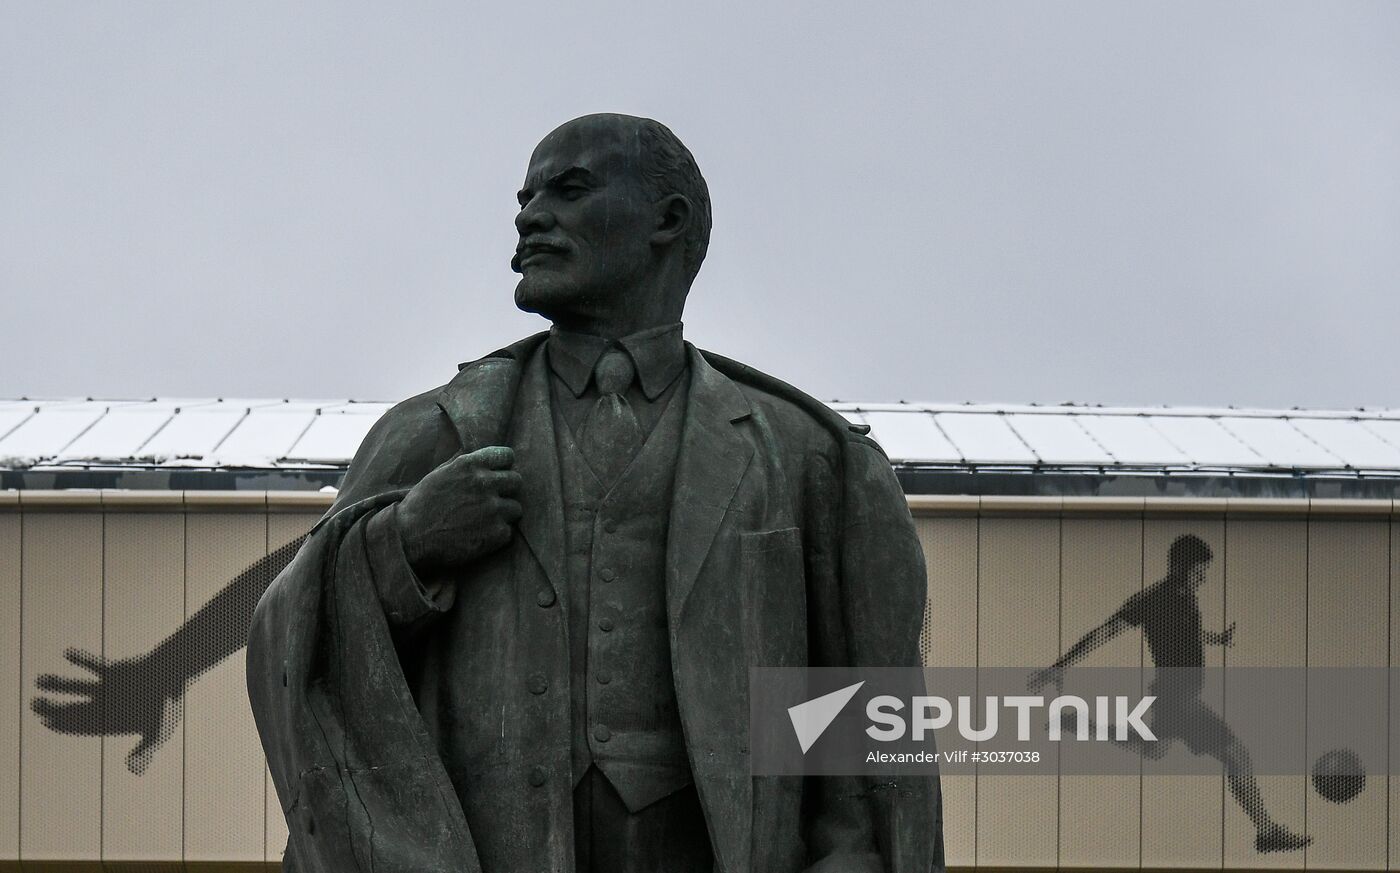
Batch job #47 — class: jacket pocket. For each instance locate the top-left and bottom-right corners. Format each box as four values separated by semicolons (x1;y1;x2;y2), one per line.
740;527;806;665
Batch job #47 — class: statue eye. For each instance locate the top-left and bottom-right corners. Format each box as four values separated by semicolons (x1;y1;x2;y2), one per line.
562;185;588;200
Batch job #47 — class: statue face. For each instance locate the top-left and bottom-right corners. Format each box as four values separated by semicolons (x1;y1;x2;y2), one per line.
512;117;657;326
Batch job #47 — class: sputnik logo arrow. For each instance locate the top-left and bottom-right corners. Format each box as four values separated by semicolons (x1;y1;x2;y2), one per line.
787;681;865;754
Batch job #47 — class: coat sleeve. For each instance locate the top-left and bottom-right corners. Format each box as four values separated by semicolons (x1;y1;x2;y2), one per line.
802;433;945;873
363;503;458;639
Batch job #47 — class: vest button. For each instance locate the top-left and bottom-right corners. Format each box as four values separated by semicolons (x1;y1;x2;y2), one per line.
596;672;612;685
593;724;611;743
604;521;618;534
527;766;547;787
598;617;614;632
599;568;616;582
536;589;556;608
527;673;549;695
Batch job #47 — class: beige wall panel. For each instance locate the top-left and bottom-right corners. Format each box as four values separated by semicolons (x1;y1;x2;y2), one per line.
184;513;267;863
267;514;315;552
265;763;286;868
101;514;186;862
0;516;19;863
1223;519;1306;869
264;514;315;864
1140;518;1225;867
1391;520;1399;873
1058;516;1143;868
916;516;978;668
19;513;104;861
1388;517;1400;873
975;517;1059;868
1305;519;1387;870
915;516;977;868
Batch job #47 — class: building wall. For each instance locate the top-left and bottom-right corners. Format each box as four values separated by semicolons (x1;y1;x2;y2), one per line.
916;496;1396;872
0;492;1395;871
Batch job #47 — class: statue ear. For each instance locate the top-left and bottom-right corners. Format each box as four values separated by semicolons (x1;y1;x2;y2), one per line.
652;193;691;247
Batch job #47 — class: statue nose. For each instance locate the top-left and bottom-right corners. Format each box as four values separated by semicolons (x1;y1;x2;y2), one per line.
515;203;556;234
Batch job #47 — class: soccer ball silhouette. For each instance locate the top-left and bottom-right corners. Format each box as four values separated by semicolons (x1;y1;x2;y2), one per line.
1312;748;1365;804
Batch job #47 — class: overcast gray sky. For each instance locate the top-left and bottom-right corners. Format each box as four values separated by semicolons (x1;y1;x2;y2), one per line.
3;3;1397;409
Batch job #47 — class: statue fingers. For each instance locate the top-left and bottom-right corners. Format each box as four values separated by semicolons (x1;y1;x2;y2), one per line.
463;445;515;471
494;496;523;524
485;469;523;497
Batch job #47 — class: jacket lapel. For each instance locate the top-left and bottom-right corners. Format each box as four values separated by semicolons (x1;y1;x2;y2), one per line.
435;331;547;449
507;345;567;604
665;345;754;627
435;331;565;600
666;347;756;873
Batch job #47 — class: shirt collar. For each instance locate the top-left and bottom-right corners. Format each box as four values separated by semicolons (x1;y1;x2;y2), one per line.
547;322;687;401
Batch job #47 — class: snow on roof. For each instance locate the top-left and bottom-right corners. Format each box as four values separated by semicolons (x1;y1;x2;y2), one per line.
6;397;1400;475
0;399;392;470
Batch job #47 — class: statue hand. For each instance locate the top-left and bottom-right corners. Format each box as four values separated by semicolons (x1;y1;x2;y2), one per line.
396;445;523;571
31;647;185;775
1221;620;1236;647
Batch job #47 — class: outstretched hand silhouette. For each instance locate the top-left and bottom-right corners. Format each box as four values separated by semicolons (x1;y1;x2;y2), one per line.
32;647;185;775
27;537;305;776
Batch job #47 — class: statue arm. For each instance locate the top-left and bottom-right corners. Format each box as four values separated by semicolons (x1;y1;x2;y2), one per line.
361;502;457;639
310;389;465;639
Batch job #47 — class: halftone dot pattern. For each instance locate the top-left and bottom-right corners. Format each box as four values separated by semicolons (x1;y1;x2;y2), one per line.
1139;519;1226;868
101;513;184;862
183;513;277;864
7;504;314;869
4;499;1400;867
914;515;978;869
1222;517;1307;869
975;516;1059;867
20;512;104;863
1391;518;1399;873
1305;518;1389;868
1058;516;1144;868
919;585;933;670
0;514;20;862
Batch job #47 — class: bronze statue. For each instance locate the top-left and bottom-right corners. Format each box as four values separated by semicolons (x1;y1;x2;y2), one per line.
246;113;943;872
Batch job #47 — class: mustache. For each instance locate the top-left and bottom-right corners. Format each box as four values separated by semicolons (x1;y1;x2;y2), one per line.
511;237;569;273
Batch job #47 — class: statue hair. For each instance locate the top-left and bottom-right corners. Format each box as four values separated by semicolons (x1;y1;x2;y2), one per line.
634;119;712;283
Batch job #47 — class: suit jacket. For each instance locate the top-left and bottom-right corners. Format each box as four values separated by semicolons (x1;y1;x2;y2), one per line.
247;331;944;873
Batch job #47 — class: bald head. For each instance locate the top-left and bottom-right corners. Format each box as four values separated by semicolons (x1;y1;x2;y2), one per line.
535;114;711;282
513;114;712;337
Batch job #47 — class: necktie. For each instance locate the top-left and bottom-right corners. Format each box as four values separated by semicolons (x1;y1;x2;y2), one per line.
578;348;643;487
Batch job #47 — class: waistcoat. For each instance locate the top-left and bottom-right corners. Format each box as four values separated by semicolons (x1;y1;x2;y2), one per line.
554;378;692;813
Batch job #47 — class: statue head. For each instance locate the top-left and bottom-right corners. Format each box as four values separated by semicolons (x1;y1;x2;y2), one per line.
512;113;711;337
